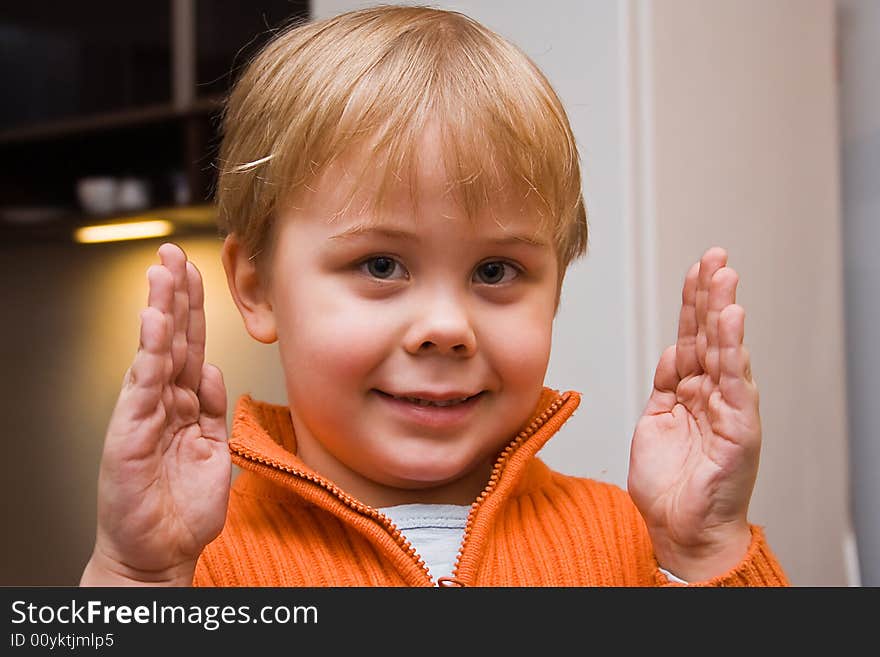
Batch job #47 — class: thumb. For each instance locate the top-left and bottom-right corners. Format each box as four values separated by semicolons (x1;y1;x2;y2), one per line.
197;363;228;442
642;345;679;416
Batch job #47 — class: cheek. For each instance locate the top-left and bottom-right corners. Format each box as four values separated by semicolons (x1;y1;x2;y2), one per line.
480;304;553;387
275;281;395;384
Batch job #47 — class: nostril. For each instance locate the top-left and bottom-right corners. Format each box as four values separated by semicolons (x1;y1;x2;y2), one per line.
420;341;468;354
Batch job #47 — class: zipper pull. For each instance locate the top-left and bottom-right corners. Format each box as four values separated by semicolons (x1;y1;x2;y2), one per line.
436;577;466;587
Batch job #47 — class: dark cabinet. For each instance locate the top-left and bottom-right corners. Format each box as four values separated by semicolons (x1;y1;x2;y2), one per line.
0;0;309;242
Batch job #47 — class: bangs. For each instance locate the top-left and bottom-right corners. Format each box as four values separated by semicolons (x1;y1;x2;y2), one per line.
217;5;587;268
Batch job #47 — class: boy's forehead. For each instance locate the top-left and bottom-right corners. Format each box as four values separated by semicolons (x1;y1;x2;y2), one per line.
294;145;542;232
305;164;547;243
271;117;555;247
318;124;467;199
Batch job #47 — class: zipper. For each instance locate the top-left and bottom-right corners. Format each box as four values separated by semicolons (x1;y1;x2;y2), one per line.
449;391;570;585
230;390;570;587
228;444;435;583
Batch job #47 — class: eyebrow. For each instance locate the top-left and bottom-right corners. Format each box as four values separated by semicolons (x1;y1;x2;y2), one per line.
328;224;550;247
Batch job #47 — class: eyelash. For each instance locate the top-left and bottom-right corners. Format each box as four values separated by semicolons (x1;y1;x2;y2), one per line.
357;256;522;285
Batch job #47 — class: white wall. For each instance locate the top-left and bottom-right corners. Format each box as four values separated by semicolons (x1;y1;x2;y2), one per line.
635;0;851;585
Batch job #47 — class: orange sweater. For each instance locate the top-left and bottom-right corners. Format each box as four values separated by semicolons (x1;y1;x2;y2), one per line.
193;387;789;586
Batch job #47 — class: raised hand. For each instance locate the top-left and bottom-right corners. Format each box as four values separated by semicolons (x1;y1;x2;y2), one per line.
628;247;760;582
81;243;230;586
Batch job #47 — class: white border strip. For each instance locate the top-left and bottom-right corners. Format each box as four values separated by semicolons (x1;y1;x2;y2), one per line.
620;0;660;428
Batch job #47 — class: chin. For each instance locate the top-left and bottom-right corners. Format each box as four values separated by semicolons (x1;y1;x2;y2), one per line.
380;455;484;489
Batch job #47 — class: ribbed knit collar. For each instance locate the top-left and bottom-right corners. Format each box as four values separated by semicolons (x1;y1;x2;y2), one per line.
227;385;582;502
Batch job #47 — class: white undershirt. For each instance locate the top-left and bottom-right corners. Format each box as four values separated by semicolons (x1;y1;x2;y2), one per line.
377;504;470;583
377;503;688;585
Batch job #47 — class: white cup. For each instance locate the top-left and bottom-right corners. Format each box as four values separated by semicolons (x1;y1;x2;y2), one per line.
76;177;119;216
117;177;151;212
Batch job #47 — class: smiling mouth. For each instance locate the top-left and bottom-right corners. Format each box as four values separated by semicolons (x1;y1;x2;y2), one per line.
374;390;484;407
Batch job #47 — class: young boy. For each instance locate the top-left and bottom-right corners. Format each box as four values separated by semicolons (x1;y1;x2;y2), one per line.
80;5;788;587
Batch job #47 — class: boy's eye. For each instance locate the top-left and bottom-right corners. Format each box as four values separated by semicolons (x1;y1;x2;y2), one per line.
357;257;520;285
475;261;519;285
361;256;406;280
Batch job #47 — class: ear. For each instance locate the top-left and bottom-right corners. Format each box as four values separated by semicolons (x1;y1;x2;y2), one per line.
221;233;277;344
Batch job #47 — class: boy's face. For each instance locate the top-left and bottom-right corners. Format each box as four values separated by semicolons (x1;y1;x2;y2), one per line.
243;127;560;506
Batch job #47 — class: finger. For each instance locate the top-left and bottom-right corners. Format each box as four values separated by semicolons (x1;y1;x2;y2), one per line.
146;263;174;316
718;304;757;410
705;267;739;383
114;263;174;421
675;262;701;379
115;306;172;423
157;243;190;382
695;247;728;371
177;261;206;392
198;363;228;442
643;345;680;415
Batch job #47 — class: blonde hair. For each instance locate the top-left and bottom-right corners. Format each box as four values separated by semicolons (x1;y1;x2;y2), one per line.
216;4;588;286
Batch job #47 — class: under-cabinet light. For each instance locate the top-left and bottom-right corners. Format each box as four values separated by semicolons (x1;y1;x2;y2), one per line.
74;219;174;244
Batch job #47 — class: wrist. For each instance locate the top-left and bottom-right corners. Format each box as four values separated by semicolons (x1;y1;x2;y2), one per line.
653;523;752;583
80;546;197;587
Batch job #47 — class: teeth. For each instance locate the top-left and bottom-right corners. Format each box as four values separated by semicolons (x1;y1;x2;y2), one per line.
397;395;470;407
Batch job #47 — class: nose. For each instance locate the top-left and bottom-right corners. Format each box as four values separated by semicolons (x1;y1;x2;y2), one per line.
402;290;477;357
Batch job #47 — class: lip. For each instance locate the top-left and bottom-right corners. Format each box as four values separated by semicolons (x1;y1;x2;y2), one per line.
372;389;485;429
381;390;481;403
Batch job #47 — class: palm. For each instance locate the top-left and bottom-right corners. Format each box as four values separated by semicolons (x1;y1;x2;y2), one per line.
628;248;761;550
95;244;230;574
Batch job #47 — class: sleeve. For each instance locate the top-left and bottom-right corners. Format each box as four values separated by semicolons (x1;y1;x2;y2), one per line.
651;524;790;587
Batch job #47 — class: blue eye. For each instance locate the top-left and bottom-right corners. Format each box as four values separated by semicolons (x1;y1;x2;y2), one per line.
475;261;519;285
362;256;405;280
